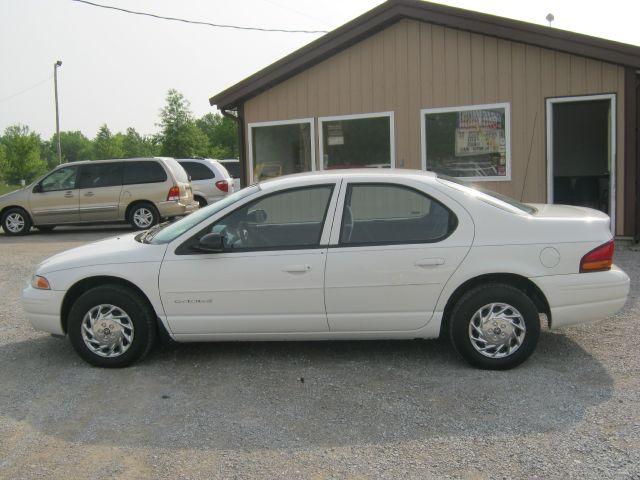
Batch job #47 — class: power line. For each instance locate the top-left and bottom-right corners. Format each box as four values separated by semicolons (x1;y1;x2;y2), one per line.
71;0;329;34
0;75;53;104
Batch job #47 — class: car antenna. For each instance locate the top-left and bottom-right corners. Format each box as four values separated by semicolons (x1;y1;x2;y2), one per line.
520;109;538;201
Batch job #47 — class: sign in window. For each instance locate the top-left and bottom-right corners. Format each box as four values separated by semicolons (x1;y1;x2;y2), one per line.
422;103;511;181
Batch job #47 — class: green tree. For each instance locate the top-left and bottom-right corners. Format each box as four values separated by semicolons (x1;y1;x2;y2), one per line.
196;112;238;158
93;124;124;160
122;127;160;157
0;125;47;184
55;131;94;164
0;143;8;183
158;89;208;158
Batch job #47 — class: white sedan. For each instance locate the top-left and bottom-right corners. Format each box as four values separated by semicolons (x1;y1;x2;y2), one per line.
22;170;630;369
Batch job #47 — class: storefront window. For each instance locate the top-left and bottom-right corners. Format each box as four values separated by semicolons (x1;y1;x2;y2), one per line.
320;113;394;170
249;119;314;182
422;103;511;181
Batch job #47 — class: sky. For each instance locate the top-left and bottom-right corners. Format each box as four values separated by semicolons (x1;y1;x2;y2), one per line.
1;0;640;140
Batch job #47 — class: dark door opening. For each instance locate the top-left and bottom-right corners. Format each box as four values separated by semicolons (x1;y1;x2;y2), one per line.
551;98;612;215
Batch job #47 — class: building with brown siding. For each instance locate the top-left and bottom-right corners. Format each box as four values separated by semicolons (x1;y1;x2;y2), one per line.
210;0;640;239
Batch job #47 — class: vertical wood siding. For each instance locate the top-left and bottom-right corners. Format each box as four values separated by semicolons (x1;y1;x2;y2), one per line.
244;19;627;234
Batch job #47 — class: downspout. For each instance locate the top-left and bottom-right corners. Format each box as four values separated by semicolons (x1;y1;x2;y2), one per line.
221;105;248;189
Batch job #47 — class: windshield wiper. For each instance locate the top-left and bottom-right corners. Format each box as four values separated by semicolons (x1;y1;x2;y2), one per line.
141;221;170;243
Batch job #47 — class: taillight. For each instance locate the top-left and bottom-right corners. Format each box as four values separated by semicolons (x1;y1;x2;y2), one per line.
167;186;180;201
580;240;614;273
215;180;229;192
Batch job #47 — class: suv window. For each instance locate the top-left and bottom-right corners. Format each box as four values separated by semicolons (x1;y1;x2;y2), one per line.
123;161;167;185
40;166;77;192
179;161;214;181
207;185;334;251
340;184;455;245
78;162;123;189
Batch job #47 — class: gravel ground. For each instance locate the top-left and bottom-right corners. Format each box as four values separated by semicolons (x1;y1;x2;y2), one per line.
0;226;639;479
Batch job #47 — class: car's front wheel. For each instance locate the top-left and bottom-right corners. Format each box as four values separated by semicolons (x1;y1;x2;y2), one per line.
67;285;157;367
449;283;540;370
1;208;32;235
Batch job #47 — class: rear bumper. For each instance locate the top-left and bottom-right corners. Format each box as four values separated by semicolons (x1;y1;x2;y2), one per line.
157;200;199;218
22;285;65;335
531;265;630;329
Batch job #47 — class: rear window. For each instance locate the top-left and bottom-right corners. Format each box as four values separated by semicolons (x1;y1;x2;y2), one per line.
437;175;537;215
79;162;123;188
164;158;190;183
221;161;240;178
179;161;214;181
123;161;167;185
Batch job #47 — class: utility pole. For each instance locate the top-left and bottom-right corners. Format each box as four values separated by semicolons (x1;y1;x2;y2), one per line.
54;60;62;164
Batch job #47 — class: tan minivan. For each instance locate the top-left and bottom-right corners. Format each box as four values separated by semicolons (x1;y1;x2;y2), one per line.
0;157;198;235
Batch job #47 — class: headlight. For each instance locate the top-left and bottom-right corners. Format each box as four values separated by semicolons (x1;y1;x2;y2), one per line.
31;275;50;290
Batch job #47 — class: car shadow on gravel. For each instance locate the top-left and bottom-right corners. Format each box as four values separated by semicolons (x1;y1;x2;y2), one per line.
0;331;612;451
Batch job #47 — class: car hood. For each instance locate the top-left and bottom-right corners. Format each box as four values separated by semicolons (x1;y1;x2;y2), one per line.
0;186;29;204
36;232;168;274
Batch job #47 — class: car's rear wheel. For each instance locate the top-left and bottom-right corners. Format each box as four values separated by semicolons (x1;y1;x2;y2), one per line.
67;285;157;367
195;196;207;208
128;202;159;230
1;208;31;235
449;283;540;370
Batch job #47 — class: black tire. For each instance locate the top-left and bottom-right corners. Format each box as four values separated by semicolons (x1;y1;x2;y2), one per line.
67;285;157;368
449;283;540;370
1;207;32;236
128;202;159;230
195;196;207;208
35;225;55;232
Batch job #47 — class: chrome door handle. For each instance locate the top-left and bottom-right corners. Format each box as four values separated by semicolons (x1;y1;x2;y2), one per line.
84;192;95;197
283;265;312;273
415;258;445;267
63;191;74;198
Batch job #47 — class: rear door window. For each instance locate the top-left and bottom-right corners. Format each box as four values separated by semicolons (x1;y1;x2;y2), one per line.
340;183;456;245
179;161;215;181
123;161;167;185
78;162;123;188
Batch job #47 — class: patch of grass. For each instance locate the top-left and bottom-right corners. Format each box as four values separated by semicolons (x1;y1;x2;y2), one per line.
0;184;20;196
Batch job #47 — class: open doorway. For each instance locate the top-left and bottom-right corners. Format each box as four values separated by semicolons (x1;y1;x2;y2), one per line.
546;94;616;232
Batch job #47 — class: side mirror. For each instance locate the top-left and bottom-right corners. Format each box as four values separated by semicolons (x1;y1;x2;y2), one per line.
32;184;42;193
192;232;224;253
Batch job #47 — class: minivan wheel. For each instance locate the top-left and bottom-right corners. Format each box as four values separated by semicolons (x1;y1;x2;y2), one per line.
1;208;31;235
195;196;207;208
67;285;157;368
129;202;159;230
449;283;540;370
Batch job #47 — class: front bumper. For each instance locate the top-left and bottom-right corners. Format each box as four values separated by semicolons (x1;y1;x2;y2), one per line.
22;284;65;335
532;265;630;329
157;200;199;218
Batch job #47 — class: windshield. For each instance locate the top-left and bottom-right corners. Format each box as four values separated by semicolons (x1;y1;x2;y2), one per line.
437;175;537;215
148;186;260;244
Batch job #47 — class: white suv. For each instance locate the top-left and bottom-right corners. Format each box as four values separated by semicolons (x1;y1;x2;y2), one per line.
177;158;234;207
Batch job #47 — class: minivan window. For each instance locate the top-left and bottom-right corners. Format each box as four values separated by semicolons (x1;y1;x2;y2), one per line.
340;183;455;245
40;166;77;192
79;162;122;189
221;161;240;178
179;161;214;181
123;161;167;185
164;158;189;183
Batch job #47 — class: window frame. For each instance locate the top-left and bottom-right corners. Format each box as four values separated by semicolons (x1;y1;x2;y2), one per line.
247;118;316;183
179;161;215;181
78;162;123;189
318;111;396;171
176;184;336;255
335;182;458;248
420;102;511;182
38;165;79;192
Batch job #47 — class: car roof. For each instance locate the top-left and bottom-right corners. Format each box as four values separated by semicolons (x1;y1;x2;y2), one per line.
258;169;438;190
